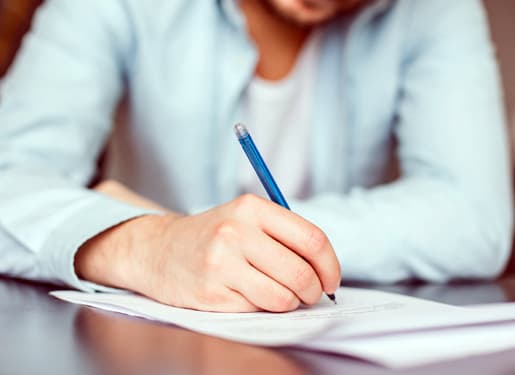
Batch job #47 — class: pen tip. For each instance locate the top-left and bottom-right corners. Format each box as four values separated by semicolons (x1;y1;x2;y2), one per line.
327;293;337;304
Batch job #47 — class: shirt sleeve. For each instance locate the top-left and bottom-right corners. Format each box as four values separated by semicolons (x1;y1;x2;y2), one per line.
291;0;513;283
0;0;158;291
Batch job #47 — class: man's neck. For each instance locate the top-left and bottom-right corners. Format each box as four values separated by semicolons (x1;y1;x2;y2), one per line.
240;0;312;81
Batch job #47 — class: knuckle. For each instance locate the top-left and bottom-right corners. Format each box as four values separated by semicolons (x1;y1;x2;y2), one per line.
306;290;323;306
293;265;316;292
272;289;298;312
305;227;329;255
212;220;239;241
204;222;239;272
232;194;260;213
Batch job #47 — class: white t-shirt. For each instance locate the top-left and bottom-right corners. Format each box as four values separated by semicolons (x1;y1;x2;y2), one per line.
238;31;322;200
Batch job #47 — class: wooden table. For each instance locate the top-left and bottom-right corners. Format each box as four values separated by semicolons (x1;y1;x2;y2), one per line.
2;276;515;374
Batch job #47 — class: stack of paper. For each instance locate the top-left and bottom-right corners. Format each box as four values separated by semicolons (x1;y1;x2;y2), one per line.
51;287;515;369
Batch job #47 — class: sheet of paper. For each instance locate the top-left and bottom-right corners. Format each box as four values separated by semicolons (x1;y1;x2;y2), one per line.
51;287;459;345
51;289;337;345
296;295;515;341
304;320;515;368
51;288;515;368
298;302;515;368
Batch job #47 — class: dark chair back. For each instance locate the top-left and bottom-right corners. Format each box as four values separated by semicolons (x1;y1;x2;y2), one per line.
484;0;515;275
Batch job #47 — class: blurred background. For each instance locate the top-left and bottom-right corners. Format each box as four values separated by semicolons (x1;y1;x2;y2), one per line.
1;0;514;271
2;1;514;121
0;0;42;77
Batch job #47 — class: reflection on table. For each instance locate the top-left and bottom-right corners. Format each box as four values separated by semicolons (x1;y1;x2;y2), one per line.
2;276;515;375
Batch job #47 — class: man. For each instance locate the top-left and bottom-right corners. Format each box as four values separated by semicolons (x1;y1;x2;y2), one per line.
0;0;511;312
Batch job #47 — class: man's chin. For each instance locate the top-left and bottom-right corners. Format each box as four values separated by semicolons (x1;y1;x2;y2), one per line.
263;0;362;26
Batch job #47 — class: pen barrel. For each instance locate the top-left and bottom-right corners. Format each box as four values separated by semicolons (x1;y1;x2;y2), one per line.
238;134;290;210
235;125;336;304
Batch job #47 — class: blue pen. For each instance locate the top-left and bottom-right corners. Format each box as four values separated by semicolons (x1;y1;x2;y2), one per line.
233;123;336;304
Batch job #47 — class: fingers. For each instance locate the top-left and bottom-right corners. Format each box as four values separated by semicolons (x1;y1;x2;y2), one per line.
260;209;340;294
238;225;323;305
196;288;260;313
223;289;260;313
230;195;341;294
174;280;260;313
228;261;301;312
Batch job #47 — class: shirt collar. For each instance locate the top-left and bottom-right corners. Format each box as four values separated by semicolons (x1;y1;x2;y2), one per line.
218;0;245;29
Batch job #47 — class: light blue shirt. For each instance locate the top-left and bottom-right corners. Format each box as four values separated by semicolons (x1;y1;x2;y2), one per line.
0;0;512;291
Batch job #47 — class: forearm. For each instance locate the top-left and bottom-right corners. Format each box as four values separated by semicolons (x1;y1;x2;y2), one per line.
292;176;512;283
76;180;181;291
75;214;167;292
0;167;164;287
93;180;169;212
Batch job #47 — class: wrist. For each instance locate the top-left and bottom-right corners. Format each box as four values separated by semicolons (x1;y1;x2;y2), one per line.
74;214;178;291
115;213;182;293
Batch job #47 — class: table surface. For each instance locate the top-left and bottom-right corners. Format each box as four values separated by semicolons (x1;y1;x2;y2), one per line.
2;276;515;375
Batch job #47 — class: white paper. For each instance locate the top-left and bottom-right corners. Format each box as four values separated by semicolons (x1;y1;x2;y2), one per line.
50;288;515;368
299;301;515;368
51;287;453;345
51;289;336;345
305;320;515;368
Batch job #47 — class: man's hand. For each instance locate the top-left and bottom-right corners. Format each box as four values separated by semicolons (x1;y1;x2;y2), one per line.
76;181;341;312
